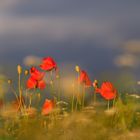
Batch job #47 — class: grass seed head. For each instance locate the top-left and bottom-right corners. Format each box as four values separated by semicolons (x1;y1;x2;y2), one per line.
17;64;22;74
75;65;80;73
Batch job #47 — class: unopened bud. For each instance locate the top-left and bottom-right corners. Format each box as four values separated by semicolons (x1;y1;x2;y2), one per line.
8;79;12;84
56;75;60;79
50;80;53;85
24;70;29;76
93;80;98;88
75;65;80;73
17;65;22;74
37;93;41;99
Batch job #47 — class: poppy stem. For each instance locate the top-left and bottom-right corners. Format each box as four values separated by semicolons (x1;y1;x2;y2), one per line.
82;85;86;108
25;89;28;108
18;73;22;111
93;91;96;106
113;98;116;108
50;71;55;98
107;100;110;110
75;96;78;111
10;84;19;104
29;94;32;108
57;77;61;101
76;72;80;111
71;92;75;112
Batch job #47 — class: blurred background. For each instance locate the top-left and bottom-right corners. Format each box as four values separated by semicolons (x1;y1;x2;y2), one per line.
0;0;140;92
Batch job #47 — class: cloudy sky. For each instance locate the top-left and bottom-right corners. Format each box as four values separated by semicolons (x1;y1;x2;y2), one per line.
0;0;140;78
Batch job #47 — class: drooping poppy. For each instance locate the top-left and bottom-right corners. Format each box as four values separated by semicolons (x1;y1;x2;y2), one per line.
79;70;92;87
96;81;117;100
26;67;46;90
42;99;54;115
40;57;57;71
27;77;46;90
30;67;45;81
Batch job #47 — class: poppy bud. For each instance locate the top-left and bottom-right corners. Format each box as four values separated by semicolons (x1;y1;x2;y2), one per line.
50;80;53;85
56;74;60;79
8;79;12;84
37;93;41;99
17;65;22;74
75;65;80;72
93;80;98;89
24;70;29;76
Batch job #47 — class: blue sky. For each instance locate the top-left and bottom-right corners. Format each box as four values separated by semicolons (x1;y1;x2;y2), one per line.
0;0;140;78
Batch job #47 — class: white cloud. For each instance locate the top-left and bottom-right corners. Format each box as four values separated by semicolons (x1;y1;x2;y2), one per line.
0;16;107;40
123;40;140;54
114;40;140;68
114;53;139;68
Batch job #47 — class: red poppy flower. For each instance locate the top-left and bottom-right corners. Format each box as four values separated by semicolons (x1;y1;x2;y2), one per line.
40;57;57;71
30;67;45;81
27;77;46;90
96;82;117;100
26;67;46;90
42;99;54;115
79;70;91;87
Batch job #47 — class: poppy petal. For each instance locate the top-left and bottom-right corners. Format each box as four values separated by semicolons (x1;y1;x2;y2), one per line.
27;77;37;89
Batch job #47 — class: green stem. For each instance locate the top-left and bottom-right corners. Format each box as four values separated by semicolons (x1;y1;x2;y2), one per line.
76;72;80;111
18;73;22;111
29;94;32;108
82;85;85;108
93;91;96;105
71;92;75;112
10;84;19;103
75;96;78;111
107;100;110;110
113;98;116;108
57;78;61;101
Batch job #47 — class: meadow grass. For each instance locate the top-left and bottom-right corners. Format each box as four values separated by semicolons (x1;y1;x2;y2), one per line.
0;94;140;140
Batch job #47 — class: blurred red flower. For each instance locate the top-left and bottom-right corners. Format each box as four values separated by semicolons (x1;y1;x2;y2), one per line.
42;99;54;115
30;67;45;81
27;67;46;90
79;70;91;87
40;57;57;71
96;81;117;100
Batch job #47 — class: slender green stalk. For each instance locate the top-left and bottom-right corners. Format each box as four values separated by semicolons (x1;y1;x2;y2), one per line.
93;91;96;105
50;70;55;98
107;100;110;110
82;85;86;108
71;91;75;112
10;84;19;102
18;73;22;110
57;77;61;101
75;72;80;111
29;94;32;108
113;98;116;108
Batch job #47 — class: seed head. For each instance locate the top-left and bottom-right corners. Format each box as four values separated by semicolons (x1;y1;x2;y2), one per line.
17;65;22;74
24;70;29;76
8;79;12;84
75;65;80;73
